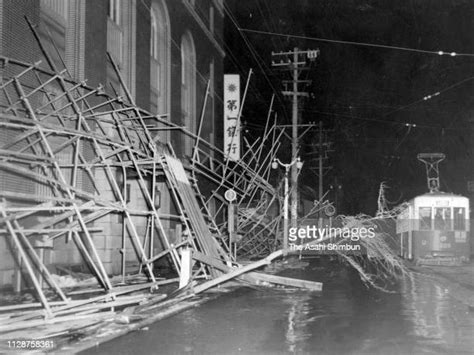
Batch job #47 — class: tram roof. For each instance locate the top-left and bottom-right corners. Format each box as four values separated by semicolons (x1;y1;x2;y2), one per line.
409;191;469;203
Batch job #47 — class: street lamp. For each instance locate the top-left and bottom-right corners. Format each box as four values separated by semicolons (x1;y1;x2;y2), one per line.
272;157;303;252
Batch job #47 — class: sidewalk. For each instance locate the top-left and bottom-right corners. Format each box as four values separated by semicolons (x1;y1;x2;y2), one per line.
411;261;474;308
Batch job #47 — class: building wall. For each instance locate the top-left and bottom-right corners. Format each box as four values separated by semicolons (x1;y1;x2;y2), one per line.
136;0;152;111
84;0;108;92
0;1;43;287
0;0;224;284
0;0;41;196
0;0;41;62
167;0;225;157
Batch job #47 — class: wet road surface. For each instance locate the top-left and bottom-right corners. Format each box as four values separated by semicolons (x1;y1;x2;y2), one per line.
87;258;474;354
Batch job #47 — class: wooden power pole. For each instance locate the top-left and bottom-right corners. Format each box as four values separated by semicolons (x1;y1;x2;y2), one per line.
272;48;319;228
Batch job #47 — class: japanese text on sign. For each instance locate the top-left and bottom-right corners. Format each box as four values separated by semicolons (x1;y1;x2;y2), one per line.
224;75;240;161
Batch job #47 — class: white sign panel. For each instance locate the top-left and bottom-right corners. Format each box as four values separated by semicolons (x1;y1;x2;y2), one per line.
224;74;240;161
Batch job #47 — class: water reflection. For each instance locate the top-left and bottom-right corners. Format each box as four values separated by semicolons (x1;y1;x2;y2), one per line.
403;273;447;340
283;291;312;353
88;259;474;355
400;272;474;354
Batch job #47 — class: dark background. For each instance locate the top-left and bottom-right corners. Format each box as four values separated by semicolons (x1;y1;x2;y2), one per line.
223;0;474;214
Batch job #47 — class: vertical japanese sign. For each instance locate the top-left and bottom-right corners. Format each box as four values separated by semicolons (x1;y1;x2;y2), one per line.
224;74;240;161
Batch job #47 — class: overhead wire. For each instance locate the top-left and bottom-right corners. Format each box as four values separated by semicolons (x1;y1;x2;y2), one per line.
237;10;474;191
239;28;474;57
138;0;269;112
303;108;469;131
235;24;474;148
138;0;226;108
381;75;474;118
255;0;279;51
260;0;286;50
141;1;470;172
181;1;277;107
302;71;474;133
223;3;291;121
139;0;286;157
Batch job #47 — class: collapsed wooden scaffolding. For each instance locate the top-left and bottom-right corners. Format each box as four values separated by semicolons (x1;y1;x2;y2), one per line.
0;55;191;315
0;53;323;331
191;93;290;259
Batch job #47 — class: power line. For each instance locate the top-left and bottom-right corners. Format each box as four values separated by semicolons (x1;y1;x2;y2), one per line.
260;0;285;50
381;75;474;118
138;0;220;95
304;108;469;131
180;1;270;105
223;3;290;121
236;26;473;133
139;0;281;136
304;72;474;131
239;28;474;57
255;0;278;50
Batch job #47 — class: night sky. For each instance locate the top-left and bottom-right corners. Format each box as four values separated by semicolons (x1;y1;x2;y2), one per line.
224;0;474;214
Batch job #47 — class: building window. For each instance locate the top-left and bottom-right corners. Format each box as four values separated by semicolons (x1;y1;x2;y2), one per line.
434;207;451;231
419;207;432;230
109;0;120;25
40;0;85;81
209;6;214;33
150;11;158;59
150;1;170;118
106;0;136;99
181;32;196;156
453;207;465;230
107;0;123;66
209;59;215;99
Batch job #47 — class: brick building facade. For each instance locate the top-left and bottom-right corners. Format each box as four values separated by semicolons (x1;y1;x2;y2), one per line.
1;0;224;154
0;0;225;285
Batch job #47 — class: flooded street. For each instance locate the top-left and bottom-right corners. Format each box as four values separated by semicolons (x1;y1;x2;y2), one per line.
87;258;474;355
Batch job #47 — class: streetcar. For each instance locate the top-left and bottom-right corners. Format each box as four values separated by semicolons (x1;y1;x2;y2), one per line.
396;192;470;265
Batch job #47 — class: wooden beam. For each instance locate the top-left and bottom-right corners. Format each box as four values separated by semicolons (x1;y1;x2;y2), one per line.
242;272;322;291
192;249;284;294
192;250;231;272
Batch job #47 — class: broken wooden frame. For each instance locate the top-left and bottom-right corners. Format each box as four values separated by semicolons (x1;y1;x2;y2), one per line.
190;95;292;259
0;53;324;327
0;55;240;317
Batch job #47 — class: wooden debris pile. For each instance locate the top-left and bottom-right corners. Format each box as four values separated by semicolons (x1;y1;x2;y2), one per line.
0;54;185;309
0;52;323;347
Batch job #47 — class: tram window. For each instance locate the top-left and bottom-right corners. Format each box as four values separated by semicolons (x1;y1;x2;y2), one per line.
419;207;432;230
434;207;451;231
453;207;465;230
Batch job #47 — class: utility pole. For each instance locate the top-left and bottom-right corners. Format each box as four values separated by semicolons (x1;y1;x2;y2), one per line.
272;48;319;228
291;49;299;230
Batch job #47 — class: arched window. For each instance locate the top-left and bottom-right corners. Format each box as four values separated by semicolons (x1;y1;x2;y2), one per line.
108;0;120;25
180;31;196;156
150;11;157;58
150;0;170;117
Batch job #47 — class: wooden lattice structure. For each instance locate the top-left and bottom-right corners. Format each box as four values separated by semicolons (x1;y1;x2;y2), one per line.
0;55;235;314
0;53;406;337
0;53;294;318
